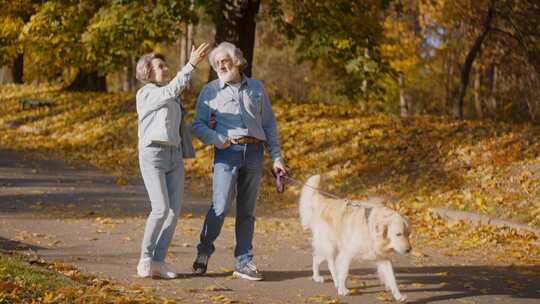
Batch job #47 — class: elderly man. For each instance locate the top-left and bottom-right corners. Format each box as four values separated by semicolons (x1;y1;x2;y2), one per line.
191;42;286;281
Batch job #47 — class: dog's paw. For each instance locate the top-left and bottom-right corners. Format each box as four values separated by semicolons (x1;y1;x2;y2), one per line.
394;294;407;302
337;288;350;296
312;275;324;283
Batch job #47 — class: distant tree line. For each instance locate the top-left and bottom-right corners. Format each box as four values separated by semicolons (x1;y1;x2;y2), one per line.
1;0;539;121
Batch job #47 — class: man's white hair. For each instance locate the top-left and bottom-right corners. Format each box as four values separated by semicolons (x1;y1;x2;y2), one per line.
209;42;247;72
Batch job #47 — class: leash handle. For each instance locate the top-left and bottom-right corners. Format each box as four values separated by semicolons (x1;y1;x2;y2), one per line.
271;168;287;193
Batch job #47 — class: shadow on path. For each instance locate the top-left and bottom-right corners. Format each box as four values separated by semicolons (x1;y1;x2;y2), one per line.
0;148;214;218
265;265;539;303
0;235;46;251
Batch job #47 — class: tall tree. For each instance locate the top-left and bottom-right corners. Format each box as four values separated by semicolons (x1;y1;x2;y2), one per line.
380;0;424;116
453;0;496;119
21;1;107;91
203;0;261;80
20;0;194;91
269;0;389;101
0;0;40;84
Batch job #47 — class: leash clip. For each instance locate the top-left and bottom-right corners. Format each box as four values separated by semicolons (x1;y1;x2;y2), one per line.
347;200;362;207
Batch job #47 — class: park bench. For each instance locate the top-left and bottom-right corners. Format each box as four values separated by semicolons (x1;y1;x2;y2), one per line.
18;98;53;110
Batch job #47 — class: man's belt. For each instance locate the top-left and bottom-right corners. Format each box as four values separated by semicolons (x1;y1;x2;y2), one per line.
230;136;263;144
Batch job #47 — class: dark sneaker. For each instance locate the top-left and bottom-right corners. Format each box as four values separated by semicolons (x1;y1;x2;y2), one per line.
233;262;263;281
192;254;209;275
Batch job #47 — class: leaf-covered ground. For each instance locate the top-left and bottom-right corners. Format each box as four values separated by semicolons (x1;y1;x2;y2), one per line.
1;84;539;224
0;84;539;268
0;138;539;304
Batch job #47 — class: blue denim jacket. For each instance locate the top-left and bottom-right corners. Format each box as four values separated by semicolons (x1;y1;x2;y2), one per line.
191;77;282;162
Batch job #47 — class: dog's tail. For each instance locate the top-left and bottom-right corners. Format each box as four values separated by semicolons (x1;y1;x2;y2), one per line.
299;174;321;230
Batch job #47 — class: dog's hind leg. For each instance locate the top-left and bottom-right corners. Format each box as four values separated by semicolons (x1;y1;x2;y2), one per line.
312;254;325;283
312;236;337;286
376;260;407;302
335;252;352;296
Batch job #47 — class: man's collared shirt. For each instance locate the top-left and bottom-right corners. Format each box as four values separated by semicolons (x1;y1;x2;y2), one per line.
212;78;249;140
191;76;282;162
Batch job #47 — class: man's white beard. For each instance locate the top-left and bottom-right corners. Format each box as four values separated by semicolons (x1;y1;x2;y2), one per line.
217;67;240;83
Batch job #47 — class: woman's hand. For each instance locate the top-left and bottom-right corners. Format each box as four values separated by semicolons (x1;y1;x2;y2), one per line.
189;43;210;67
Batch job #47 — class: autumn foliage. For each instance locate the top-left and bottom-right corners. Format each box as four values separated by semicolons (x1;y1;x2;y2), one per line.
1;84;539;230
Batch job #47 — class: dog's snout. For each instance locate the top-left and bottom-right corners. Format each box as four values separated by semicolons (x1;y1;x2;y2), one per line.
405;247;412;254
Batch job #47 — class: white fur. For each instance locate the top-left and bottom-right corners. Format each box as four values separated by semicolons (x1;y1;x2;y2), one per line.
299;175;411;302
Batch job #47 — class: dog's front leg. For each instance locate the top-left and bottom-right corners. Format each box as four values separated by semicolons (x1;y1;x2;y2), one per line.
327;255;338;289
312;255;325;283
377;260;390;291
335;252;352;296
376;260;407;302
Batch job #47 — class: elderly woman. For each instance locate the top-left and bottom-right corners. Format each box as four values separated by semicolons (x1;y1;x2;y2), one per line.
135;43;209;279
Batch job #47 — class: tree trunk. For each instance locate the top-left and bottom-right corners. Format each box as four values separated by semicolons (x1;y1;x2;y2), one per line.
487;63;498;116
473;68;483;119
454;0;496;119
66;70;107;92
209;0;261;81
187;20;194;64
525;72;540;121
361;48;369;94
179;22;189;68
443;50;454;115
186;0;195;67
122;57;136;92
179;4;194;69
398;74;409;117
0;66;13;84
12;53;24;84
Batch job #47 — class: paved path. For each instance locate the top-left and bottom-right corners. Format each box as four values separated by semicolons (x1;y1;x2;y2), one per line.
0;148;538;303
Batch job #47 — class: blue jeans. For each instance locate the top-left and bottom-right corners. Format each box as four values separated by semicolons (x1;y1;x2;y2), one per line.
139;143;184;262
197;143;263;269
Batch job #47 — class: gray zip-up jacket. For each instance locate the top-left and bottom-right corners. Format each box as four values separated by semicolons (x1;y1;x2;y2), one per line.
136;64;195;158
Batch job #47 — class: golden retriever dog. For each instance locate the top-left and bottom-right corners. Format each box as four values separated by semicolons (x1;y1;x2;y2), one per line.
299;175;411;302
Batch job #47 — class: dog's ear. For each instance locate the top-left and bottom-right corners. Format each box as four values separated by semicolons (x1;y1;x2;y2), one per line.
392;213;411;236
403;216;411;235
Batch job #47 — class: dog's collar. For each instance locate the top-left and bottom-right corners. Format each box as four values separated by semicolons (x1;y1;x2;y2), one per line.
365;206;373;221
346;200;374;222
347;200;374;215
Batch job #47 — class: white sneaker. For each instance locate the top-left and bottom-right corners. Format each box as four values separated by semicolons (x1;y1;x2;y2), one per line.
152;261;178;279
137;257;152;277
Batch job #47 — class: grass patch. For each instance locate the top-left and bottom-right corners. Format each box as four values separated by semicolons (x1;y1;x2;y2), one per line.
0;251;168;303
0;253;80;303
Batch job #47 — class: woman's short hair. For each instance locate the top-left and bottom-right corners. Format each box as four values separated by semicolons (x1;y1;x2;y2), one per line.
136;53;165;84
208;42;247;72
